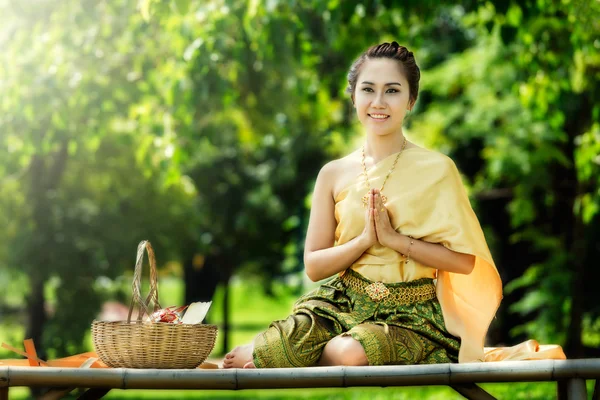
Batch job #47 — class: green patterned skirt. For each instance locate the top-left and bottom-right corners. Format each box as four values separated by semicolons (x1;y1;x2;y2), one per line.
252;269;460;368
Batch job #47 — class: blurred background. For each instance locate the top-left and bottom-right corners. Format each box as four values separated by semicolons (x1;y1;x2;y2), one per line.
1;0;599;398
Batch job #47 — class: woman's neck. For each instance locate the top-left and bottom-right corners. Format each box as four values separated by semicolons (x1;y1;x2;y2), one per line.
363;132;407;164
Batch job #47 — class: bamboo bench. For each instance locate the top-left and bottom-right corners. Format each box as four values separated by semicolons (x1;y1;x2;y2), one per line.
1;359;599;400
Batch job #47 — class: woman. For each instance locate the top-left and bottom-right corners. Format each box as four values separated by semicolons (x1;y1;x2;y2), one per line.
223;42;555;369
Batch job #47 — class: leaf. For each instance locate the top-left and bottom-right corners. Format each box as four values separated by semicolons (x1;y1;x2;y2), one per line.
138;0;151;21
504;264;542;294
174;0;190;14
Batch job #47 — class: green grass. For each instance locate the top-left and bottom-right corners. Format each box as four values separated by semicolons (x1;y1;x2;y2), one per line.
206;277;299;356
1;276;595;399
5;382;579;399
0;319;25;359
102;384;554;399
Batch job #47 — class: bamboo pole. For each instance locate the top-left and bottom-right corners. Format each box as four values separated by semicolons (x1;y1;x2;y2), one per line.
0;359;599;390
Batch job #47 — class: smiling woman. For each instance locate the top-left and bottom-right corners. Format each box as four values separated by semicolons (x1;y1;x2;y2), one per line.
222;42;564;369
348;43;420;141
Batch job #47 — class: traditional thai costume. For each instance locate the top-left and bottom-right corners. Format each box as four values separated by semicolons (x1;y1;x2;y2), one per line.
252;147;564;367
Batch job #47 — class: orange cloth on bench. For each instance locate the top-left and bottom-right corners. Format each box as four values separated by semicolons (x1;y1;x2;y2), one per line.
0;351;220;369
0;352;108;368
484;340;566;361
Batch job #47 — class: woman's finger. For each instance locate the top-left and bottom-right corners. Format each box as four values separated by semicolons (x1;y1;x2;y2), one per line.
373;192;382;214
368;192;374;224
378;191;388;214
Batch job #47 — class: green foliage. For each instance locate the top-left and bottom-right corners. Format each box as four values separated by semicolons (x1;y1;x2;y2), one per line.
0;0;196;355
414;0;600;346
0;0;598;357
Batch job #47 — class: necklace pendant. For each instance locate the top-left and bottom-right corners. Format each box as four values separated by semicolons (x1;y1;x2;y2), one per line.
362;193;387;207
362;195;369;207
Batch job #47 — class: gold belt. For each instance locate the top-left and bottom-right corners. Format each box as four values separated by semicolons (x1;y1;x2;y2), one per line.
341;271;437;304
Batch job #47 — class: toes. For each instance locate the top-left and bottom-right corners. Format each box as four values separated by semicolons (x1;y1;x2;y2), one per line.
243;361;256;369
224;347;240;359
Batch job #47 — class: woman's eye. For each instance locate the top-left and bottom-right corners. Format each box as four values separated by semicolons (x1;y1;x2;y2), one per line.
360;87;398;93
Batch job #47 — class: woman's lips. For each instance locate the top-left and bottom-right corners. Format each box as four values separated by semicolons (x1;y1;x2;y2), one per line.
368;113;390;121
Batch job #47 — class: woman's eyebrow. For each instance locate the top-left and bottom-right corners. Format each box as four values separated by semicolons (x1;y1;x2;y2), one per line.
361;81;402;86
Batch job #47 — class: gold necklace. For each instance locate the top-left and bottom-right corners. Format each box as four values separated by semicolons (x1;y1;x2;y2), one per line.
361;137;407;207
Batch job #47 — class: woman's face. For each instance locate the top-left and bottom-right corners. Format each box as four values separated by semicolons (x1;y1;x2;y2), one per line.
353;58;412;137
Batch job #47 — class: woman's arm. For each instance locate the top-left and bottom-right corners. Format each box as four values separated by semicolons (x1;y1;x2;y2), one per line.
385;233;475;275
303;163;377;282
372;190;475;275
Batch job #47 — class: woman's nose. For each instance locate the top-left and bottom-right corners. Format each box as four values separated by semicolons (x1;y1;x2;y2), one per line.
371;93;385;108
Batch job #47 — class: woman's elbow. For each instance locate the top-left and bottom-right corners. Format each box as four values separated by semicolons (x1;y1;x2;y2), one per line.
303;253;323;282
459;255;476;275
305;267;323;282
305;270;321;282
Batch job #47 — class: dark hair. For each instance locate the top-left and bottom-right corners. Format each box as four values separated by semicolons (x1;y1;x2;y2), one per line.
346;41;420;108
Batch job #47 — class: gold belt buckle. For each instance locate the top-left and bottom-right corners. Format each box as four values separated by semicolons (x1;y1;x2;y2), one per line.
365;281;390;302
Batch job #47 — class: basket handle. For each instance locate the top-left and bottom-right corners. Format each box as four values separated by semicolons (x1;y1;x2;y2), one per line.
128;240;162;323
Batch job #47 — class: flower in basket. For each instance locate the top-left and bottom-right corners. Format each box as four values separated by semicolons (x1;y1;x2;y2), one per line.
148;305;188;323
145;301;212;324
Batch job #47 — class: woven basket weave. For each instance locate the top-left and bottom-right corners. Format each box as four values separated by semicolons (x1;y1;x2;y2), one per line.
92;240;217;369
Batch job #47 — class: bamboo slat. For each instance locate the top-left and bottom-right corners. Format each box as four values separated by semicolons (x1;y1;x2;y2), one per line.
0;359;599;390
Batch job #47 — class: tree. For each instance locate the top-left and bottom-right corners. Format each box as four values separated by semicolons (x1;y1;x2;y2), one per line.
0;0;195;358
1;0;597;363
412;0;600;355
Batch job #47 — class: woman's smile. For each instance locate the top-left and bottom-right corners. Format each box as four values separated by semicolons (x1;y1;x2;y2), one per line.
368;113;390;121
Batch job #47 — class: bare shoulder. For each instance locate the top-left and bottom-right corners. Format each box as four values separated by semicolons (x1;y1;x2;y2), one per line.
325;150;363;200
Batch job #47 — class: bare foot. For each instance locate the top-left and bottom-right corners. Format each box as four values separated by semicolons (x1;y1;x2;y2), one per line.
243;361;255;368
222;343;254;369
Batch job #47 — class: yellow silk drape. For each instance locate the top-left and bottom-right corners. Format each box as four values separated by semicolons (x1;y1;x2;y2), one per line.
334;147;564;362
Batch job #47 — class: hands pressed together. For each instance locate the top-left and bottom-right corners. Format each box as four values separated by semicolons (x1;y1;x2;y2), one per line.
361;189;399;249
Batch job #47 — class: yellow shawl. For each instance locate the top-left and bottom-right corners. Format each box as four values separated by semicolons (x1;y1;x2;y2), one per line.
334;147;502;363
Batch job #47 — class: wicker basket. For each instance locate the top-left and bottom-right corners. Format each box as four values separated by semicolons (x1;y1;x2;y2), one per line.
92;240;217;369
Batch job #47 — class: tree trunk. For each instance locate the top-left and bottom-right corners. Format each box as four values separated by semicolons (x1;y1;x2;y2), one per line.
565;186;586;358
183;253;221;306
222;278;230;354
25;276;47;398
23;141;69;398
184;252;235;354
561;93;591;358
25;276;47;356
475;195;531;346
23;140;68;353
